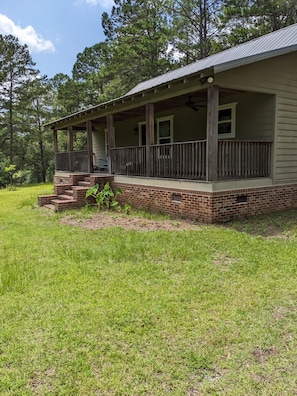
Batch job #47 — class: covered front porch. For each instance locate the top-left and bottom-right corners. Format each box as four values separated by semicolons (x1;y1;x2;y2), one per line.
52;84;273;183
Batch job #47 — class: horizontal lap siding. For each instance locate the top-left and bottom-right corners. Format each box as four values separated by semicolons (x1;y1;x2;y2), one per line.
217;52;297;184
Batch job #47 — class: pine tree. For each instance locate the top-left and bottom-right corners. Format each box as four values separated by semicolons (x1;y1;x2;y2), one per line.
218;0;297;48
169;0;221;64
101;0;175;93
0;35;37;165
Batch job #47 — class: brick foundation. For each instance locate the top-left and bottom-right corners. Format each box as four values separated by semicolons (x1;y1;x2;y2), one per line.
111;182;297;223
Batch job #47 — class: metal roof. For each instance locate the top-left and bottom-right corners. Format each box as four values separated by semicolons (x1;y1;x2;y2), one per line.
127;23;297;96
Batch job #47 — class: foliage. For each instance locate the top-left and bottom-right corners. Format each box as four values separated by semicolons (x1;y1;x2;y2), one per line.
4;164;16;186
169;0;222;64
0;35;37;164
86;182;122;210
0;35;54;184
217;0;297;48
18;76;54;183
101;0;177;93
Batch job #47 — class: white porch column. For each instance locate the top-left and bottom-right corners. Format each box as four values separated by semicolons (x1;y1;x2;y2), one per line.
206;85;219;182
145;103;154;177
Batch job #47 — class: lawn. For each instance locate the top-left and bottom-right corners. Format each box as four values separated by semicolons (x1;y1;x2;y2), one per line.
1;185;297;395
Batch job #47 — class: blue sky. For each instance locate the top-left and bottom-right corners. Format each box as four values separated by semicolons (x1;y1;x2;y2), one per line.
0;0;113;78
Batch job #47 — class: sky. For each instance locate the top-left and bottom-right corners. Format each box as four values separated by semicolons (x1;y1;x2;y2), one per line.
0;0;114;78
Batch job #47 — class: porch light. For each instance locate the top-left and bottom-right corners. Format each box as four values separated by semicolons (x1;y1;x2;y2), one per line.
200;75;214;84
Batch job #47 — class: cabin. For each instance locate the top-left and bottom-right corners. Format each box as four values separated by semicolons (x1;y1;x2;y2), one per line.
39;23;297;222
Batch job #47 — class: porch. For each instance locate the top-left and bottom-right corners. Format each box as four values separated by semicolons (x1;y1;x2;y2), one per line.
55;139;272;180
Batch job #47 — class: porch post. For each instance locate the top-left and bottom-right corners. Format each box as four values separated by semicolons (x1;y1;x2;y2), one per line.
106;115;114;173
145;103;154;177
53;129;58;171
68;126;74;172
206;85;219;182
86;120;94;173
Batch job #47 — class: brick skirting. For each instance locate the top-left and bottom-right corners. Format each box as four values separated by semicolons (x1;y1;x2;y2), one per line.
111;182;297;223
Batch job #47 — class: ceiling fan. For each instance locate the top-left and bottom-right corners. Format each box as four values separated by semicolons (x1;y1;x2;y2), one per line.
185;96;207;112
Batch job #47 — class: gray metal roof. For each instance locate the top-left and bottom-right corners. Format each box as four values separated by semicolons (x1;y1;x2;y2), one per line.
127;23;297;96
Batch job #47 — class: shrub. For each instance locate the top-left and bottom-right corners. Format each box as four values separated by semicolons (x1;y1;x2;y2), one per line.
86;182;122;210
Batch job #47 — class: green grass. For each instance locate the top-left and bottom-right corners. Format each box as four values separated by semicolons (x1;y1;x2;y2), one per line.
1;185;297;395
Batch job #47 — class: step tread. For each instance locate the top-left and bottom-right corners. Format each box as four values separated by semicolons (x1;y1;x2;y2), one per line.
43;204;56;210
57;194;75;200
51;198;76;204
77;182;91;187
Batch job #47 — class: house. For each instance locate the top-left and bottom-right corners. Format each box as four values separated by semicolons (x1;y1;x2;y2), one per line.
39;23;297;222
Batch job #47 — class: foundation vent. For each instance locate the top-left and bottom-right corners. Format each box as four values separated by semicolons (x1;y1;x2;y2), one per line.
236;194;248;204
172;193;182;202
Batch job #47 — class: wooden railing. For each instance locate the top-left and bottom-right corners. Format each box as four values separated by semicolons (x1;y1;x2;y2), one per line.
56;140;272;180
150;140;207;179
218;140;272;178
110;146;147;176
55;151;89;172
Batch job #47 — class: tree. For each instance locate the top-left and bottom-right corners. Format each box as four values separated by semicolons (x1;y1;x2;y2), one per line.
217;0;297;48
101;0;176;94
18;76;54;183
72;42;117;105
49;73;85;116
169;0;221;64
0;35;37;165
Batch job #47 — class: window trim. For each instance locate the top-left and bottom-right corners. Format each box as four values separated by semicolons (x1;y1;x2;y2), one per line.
156;115;174;158
218;102;237;139
156;115;174;144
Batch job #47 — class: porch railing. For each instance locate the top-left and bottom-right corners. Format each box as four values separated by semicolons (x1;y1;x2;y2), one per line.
150;140;207;179
111;146;147;176
55;151;89;172
218;140;272;178
110;140;272;180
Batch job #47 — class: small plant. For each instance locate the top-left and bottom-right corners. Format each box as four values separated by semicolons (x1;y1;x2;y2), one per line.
4;164;17;189
123;204;131;215
86;182;122;210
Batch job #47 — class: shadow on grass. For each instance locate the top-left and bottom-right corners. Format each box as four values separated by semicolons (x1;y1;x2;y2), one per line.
221;209;297;239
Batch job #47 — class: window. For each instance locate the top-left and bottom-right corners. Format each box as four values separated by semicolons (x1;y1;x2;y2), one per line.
156;116;174;157
218;102;237;138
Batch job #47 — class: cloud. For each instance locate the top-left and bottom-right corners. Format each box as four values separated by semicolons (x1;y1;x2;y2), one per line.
79;0;114;7
0;13;55;53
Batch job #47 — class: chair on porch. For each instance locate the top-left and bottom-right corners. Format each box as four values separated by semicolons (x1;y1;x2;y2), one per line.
98;158;109;172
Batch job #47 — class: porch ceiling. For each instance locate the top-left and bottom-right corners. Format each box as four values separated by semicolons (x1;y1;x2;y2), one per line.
60;87;243;131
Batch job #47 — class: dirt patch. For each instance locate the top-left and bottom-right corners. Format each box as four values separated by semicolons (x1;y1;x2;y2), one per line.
60;211;201;231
